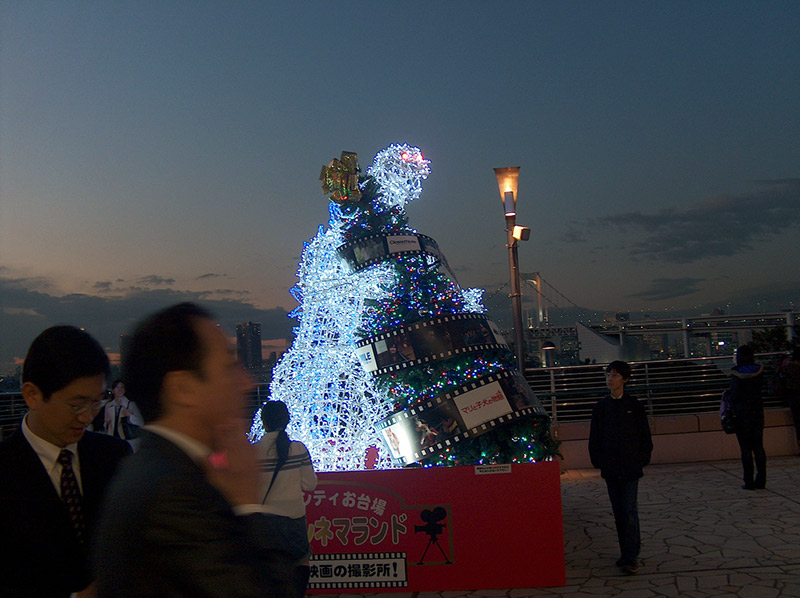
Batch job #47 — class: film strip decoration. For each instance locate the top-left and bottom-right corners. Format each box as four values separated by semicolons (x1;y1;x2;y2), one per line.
355;313;508;377
337;232;456;279
308;552;407;588
376;369;549;466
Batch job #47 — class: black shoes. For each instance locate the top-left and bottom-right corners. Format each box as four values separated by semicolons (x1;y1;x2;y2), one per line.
742;481;766;490
617;558;641;575
622;559;641;575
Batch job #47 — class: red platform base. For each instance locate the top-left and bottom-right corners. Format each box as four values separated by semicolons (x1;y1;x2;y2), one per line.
306;460;565;592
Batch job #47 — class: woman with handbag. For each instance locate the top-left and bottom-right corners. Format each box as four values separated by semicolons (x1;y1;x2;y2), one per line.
103;379;144;452
256;400;318;597
727;345;766;490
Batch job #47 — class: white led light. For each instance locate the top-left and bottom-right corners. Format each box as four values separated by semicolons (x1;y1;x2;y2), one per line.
251;144;487;472
367;144;431;210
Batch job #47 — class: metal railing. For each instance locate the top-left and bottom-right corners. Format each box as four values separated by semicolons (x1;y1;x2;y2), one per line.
0;392;27;439
525;352;788;423
1;352;789;437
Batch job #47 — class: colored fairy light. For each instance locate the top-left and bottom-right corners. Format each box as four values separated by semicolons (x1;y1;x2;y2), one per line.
251;143;554;472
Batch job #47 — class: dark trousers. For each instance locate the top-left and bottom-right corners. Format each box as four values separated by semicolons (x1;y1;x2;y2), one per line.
293;565;310;598
787;393;800;446
734;412;766;487
605;478;641;563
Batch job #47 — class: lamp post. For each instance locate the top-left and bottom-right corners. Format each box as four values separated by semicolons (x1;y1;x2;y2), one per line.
493;166;529;373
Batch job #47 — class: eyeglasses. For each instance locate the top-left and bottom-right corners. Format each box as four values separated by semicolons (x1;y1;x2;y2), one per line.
66;400;105;415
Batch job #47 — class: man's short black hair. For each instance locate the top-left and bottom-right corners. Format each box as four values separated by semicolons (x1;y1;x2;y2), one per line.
22;326;110;399
123;302;213;422
735;344;755;366
606;360;631;380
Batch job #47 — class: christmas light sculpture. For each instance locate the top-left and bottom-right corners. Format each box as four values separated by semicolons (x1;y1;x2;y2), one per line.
252;144;556;472
249;209;398;471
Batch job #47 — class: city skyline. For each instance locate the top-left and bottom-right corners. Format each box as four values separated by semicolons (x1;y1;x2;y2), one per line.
2;2;799;371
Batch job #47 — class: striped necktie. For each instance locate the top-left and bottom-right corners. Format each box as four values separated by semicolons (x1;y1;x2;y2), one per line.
58;449;86;543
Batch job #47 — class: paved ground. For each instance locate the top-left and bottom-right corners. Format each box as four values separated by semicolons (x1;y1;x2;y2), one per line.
315;456;800;597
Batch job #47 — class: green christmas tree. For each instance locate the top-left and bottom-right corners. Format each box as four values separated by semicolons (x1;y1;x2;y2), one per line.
330;144;558;466
256;144;558;471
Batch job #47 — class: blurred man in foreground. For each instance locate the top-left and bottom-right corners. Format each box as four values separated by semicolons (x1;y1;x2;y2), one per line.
94;302;292;597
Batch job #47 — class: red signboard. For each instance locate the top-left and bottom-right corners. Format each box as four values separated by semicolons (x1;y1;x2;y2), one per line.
306;460;564;592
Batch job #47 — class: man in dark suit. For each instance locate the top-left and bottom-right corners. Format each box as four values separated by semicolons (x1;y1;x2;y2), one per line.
94;302;293;597
0;326;132;598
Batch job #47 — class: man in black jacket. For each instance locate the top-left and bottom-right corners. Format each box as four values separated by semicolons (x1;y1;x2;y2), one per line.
588;360;653;575
0;326;132;598
94;302;293;597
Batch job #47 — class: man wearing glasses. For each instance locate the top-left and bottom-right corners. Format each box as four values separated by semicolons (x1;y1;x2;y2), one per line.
0;326;132;598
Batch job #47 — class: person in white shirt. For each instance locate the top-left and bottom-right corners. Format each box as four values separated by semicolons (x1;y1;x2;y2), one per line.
257;400;318;598
104;379;144;451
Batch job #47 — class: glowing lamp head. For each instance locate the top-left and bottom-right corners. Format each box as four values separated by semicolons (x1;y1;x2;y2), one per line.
493;167;520;216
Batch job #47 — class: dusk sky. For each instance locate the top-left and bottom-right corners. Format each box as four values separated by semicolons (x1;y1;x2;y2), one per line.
2;2;799;371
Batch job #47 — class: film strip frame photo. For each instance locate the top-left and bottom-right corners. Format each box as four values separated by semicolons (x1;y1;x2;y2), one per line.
337;232;456;279
376;369;548;466
356;313;508;376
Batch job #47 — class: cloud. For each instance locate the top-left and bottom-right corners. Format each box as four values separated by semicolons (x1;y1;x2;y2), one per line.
2;275;57;293
560;226;588;244
137;275;176;286
196;273;228;280
205;288;249;297
582;179;800;263
628;278;705;301
0;275;294;373
723;281;800;312
2;307;44;317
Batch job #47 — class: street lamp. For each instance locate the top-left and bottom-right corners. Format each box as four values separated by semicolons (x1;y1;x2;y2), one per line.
493;166;530;373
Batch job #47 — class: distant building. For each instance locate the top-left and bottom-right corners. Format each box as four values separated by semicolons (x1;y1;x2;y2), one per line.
576;322;651;364
236;322;263;369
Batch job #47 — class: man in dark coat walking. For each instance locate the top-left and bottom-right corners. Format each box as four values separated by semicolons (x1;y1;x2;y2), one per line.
93;302;293;597
589;360;653;575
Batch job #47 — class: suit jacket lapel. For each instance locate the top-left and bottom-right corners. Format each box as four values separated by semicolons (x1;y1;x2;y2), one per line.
6;428;74;533
9;429;62;502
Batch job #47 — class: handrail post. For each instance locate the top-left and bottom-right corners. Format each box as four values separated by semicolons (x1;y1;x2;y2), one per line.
549;367;557;425
643;362;655;425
